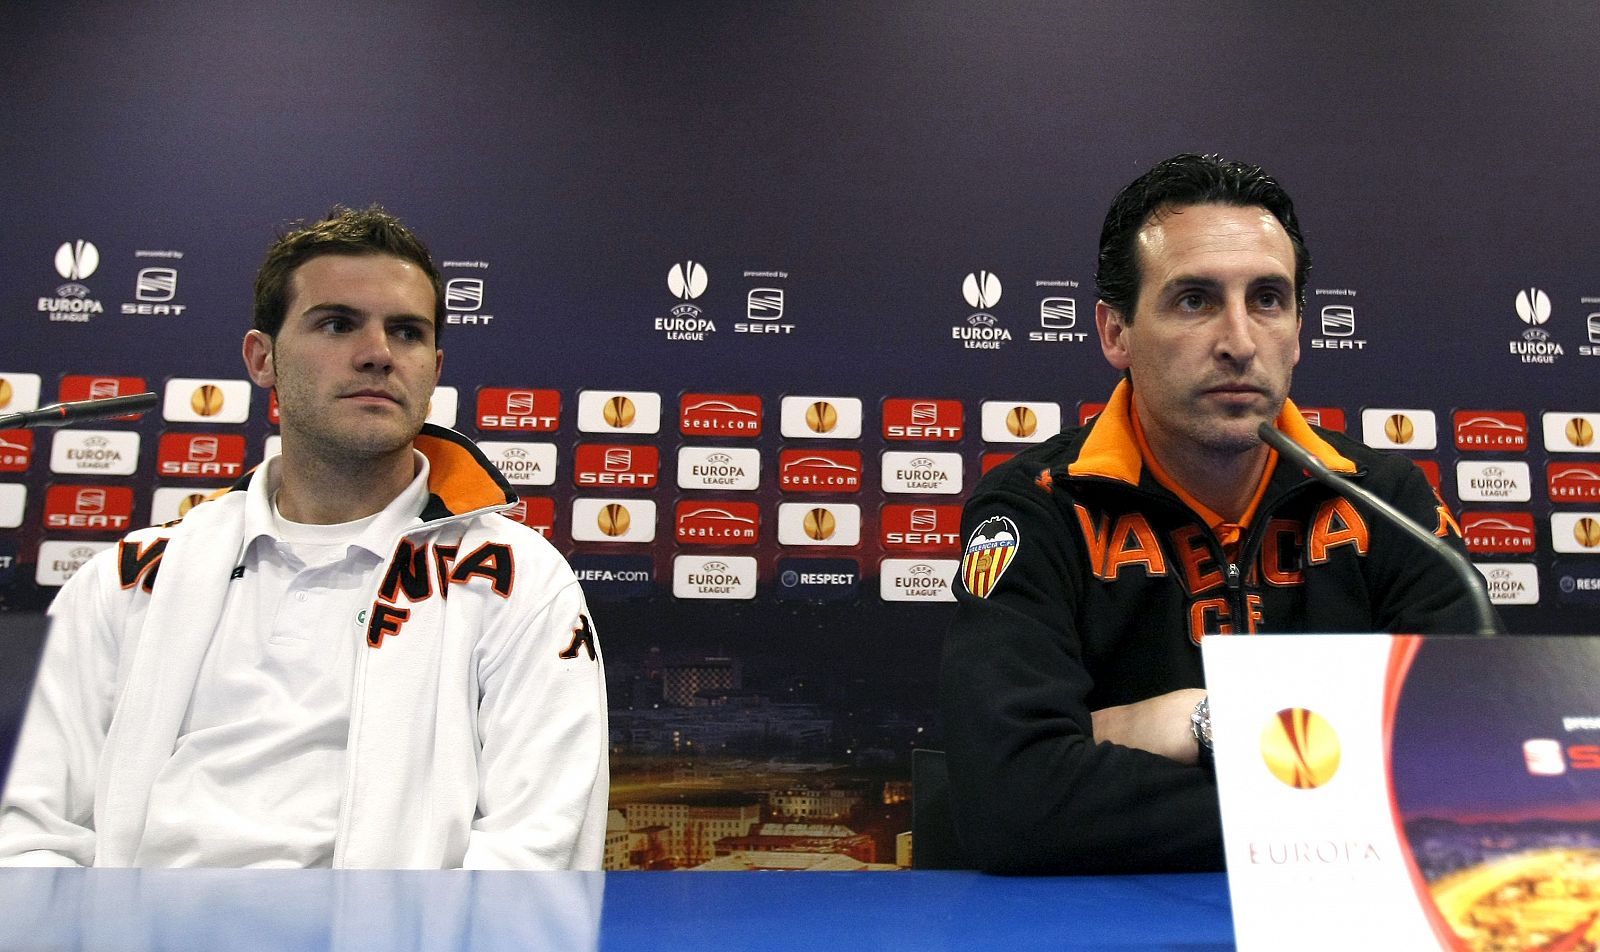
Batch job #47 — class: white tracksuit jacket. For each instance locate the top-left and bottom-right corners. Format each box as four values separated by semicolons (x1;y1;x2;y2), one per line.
0;425;608;869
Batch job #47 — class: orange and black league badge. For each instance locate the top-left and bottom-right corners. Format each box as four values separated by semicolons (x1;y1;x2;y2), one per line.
1260;707;1342;789
961;515;1019;598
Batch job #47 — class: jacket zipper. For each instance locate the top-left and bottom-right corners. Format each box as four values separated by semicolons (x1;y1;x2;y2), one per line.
1226;480;1331;632
1066;435;1370;637
1077;473;1334;636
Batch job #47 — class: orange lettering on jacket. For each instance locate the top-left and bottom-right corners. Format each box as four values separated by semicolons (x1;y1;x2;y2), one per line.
117;537;169;592
368;538;516;646
1188;593;1263;644
1074;505;1111;579
1434;503;1463;539
1077;507;1167;580
1102;513;1167;579
1308;498;1369;564
1260;519;1305;586
1170;525;1222;595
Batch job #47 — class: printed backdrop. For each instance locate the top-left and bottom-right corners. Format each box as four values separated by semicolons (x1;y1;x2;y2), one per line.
2;2;1596;869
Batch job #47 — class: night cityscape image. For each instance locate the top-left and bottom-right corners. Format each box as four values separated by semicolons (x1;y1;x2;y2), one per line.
596;598;939;870
1394;639;1600;950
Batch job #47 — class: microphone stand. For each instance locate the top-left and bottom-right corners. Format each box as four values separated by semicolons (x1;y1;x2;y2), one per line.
1258;422;1499;637
0;392;159;429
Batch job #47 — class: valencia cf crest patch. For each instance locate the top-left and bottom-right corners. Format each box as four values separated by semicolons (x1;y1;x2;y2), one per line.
962;515;1020;598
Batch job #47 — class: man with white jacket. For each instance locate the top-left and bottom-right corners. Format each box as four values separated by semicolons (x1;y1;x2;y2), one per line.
0;206;609;868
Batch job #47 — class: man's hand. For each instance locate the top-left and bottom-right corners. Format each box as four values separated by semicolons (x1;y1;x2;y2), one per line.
1091;689;1208;765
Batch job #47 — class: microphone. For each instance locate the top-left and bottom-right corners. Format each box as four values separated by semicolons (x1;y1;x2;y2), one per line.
0;392;160;430
1257;422;1499;637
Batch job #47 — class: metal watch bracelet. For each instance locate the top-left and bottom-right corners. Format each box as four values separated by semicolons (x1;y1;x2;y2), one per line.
1190;695;1213;752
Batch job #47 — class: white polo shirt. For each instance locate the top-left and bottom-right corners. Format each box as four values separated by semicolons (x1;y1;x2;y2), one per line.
134;455;430;867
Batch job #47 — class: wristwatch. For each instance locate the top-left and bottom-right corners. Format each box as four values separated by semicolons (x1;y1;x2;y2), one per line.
1190;695;1214;753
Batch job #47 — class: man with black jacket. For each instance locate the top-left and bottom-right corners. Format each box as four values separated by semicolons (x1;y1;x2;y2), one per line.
941;154;1495;874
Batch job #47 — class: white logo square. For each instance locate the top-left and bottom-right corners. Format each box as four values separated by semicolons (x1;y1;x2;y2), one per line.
0;484;26;528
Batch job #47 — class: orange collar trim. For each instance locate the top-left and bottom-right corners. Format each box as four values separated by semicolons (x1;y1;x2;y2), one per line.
1275;398;1357;474
1065;380;1357;487
1131;405;1275;542
1066;379;1144;483
413;426;516;515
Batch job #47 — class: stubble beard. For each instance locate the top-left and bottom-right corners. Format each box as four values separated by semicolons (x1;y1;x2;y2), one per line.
1186;381;1291;459
276;389;425;471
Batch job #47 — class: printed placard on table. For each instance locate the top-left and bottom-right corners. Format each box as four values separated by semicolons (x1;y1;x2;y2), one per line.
1206;634;1600;952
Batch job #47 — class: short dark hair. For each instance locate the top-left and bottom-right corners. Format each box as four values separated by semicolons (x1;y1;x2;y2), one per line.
1094;154;1310;320
252;204;445;341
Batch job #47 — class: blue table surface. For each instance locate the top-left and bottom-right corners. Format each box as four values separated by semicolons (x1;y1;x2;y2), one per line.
0;868;1235;951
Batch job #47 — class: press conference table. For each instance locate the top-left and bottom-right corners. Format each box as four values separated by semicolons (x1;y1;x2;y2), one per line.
0;868;1235;950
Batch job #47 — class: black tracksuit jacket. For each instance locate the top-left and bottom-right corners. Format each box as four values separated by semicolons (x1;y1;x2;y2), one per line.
940;384;1496;874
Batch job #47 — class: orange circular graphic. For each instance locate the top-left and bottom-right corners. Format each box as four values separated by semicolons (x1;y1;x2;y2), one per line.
806;401;837;434
177;493;207;517
598;503;631;537
1260;707;1342;789
1575;517;1600;549
1007;406;1037;438
803;507;836;541
1384;413;1414;445
190;384;225;417
1568;417;1595;448
0;378;12;409
604;395;636;428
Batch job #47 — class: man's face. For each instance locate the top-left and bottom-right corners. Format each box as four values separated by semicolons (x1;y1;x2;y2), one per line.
243;253;441;463
1095;203;1300;458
